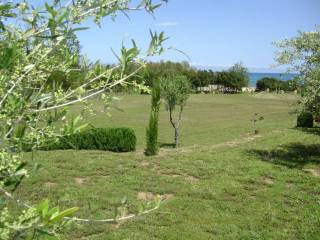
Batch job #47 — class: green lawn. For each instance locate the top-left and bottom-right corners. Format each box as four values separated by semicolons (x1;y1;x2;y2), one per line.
17;93;320;239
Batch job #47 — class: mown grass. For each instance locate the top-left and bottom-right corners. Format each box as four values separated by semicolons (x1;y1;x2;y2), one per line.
16;93;320;239
72;93;297;148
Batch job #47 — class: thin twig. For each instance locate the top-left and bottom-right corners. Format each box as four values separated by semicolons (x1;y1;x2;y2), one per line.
0;38;64;109
0;187;32;209
64;201;163;223
0;186;166;224
32;65;144;112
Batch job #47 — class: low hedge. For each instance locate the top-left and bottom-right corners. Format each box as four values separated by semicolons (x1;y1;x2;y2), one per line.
40;128;136;152
297;112;314;128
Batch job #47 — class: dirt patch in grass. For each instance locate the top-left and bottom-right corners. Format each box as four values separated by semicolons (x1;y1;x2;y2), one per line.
158;133;266;157
303;168;320;177
137;192;155;201
158;171;200;181
261;175;275;186
44;182;57;188
224;191;238;202
139;161;150;167
185;175;200;181
74;177;88;184
168;174;199;181
137;192;174;201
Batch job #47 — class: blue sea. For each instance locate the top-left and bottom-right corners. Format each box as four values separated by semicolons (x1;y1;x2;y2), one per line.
249;72;298;87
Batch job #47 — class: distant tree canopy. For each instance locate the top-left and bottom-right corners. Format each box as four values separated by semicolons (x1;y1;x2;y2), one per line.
214;63;249;92
59;58;304;94
58;60;251;93
256;77;283;91
136;61;249;92
228;62;250;87
256;77;301;92
214;72;245;92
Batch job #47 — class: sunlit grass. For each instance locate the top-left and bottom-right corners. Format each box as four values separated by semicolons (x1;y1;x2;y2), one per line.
16;93;320;239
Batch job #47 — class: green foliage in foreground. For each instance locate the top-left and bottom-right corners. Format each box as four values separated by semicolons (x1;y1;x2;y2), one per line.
15;94;320;239
275;27;320;114
0;199;78;240
0;0;167;238
40;128;136;152
297;111;314;128
145;78;161;156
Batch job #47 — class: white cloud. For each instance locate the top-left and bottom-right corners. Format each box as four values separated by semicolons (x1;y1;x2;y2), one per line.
191;62;231;70
155;21;180;27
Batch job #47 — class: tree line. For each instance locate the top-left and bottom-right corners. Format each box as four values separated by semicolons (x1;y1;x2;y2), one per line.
125;61;250;92
54;59;251;93
256;77;301;92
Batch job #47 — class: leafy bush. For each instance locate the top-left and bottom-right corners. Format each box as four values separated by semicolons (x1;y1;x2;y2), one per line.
282;77;302;91
297;112;314;128
256;77;284;91
256;77;301;92
41;128;136;152
215;71;249;92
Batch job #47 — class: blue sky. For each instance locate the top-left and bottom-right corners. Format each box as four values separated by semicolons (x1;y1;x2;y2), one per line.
69;1;319;72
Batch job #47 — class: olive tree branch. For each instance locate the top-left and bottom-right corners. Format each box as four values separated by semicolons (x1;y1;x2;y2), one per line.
32;64;144;112
0;186;167;224
0;38;64;109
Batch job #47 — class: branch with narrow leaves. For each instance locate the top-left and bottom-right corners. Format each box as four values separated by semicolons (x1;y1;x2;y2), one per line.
0;186;167;225
32;64;144;112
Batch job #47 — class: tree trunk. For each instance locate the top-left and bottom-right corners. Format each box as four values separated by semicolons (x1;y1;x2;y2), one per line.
174;127;179;148
169;108;182;148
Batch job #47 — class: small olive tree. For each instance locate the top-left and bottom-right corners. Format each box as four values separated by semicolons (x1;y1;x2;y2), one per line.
274;28;320;115
160;74;191;148
145;78;161;155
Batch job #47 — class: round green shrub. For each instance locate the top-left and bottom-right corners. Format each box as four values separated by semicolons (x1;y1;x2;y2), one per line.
297;112;314;128
40;127;136;152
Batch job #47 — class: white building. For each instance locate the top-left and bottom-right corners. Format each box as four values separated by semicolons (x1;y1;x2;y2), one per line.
241;87;256;92
197;85;256;93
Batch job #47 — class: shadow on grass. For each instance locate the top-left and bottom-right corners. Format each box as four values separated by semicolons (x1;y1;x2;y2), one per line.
295;126;320;136
159;142;175;149
249;142;320;169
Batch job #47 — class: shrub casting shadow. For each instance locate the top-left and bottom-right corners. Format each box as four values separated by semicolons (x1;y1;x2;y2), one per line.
249;142;320;169
295;126;320;136
159;142;175;149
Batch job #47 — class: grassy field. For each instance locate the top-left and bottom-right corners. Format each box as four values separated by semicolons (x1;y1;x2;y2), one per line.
17;93;320;239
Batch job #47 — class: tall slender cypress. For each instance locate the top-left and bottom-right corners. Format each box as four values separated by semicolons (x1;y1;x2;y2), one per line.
145;78;161;156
